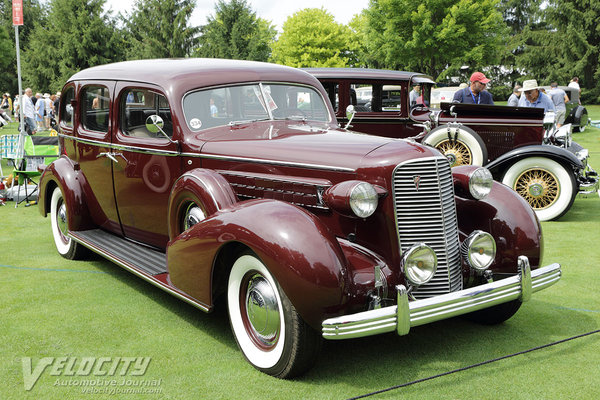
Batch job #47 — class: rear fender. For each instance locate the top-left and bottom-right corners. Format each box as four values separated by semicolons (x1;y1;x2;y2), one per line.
167;198;349;329
486;145;582;177
38;156;94;231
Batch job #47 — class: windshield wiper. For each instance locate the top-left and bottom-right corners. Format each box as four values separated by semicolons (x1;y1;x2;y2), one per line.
228;118;269;127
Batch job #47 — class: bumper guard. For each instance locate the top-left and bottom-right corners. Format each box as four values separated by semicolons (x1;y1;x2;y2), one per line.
322;256;561;339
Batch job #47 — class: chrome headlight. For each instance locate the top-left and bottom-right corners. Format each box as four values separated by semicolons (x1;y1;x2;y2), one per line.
469;167;493;200
349;182;378;218
402;243;437;286
461;230;496;271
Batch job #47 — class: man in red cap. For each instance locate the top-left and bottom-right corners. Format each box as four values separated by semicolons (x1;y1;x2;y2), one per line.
452;72;494;105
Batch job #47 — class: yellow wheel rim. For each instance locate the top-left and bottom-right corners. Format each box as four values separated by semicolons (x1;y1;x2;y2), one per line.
513;168;560;210
436;139;472;167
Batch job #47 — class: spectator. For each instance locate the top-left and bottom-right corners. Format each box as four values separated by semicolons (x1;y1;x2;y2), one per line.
568;77;581;104
507;85;522;107
22;88;36;135
452;72;494;105
548;82;569;127
43;93;52;129
34;93;44;130
409;84;421;108
53;92;61;115
518;80;555;112
1;93;13;122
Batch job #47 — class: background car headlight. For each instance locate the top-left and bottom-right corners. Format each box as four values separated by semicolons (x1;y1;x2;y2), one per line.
349;182;378;218
402;243;437;286
469;167;493;200
461;230;496;271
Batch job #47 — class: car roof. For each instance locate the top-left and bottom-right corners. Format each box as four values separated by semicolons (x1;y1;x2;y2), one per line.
303;68;435;84
67;59;322;94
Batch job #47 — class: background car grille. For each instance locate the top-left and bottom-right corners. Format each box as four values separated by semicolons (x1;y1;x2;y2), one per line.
393;156;462;299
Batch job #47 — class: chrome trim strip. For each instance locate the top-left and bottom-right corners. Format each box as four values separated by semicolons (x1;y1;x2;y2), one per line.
322;260;561;340
59;133;179;156
184;152;356;172
69;231;211;313
60;133;355;172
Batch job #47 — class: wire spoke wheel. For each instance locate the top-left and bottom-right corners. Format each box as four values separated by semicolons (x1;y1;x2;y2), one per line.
514;168;559;210
436;139;473;167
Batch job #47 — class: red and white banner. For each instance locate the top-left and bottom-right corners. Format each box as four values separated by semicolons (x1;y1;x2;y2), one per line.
13;0;24;26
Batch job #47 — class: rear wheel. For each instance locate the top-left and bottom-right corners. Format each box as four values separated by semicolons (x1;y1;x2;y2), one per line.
501;157;576;221
50;187;87;260
227;253;321;378
422;125;487;167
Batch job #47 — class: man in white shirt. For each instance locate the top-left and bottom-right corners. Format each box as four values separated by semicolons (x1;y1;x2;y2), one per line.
568;77;581;104
22;88;36;135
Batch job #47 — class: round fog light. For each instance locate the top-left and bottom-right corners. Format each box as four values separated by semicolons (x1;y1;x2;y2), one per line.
402;243;438;286
469;167;493;199
461;230;496;271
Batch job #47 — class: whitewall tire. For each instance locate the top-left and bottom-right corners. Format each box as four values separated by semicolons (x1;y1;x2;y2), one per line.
50;187;86;259
423;125;487;167
227;253;321;378
501;157;576;221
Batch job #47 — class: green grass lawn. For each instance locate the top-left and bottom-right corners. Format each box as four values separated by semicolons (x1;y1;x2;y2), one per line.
1;117;600;399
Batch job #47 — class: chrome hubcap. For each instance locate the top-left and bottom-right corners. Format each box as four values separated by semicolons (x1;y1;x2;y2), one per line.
183;205;205;231
515;168;559;210
245;274;280;347
57;202;68;239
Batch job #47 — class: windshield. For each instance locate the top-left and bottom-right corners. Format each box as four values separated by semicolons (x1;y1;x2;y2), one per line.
183;83;331;131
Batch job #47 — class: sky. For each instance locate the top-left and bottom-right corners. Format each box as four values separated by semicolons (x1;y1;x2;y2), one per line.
103;0;370;31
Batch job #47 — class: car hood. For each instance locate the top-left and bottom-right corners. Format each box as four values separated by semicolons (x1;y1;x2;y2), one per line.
189;122;438;172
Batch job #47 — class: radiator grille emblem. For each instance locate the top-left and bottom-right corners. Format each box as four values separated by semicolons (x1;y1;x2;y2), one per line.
413;175;421;191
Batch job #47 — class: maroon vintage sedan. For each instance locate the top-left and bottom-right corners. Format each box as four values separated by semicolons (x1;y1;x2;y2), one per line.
38;59;561;378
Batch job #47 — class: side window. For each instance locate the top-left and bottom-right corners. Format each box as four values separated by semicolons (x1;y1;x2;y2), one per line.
60;87;75;128
351;83;403;113
81;86;109;133
320;82;339;112
120;88;173;138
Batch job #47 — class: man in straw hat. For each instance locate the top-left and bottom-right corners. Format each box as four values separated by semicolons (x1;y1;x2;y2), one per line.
452;72;494;105
518;79;555;112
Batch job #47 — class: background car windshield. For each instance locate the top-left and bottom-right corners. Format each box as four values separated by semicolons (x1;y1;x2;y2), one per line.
183;83;330;131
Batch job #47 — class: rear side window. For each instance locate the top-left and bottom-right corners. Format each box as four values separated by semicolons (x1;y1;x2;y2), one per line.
351;83;403;112
120;88;173;138
81;86;109;133
60;87;75;128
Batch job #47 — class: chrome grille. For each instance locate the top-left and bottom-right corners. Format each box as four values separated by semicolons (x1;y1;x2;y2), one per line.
393;157;462;298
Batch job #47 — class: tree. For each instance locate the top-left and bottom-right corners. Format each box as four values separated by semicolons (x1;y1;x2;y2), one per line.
0;0;46;95
122;0;199;59
363;0;507;80
270;8;352;68
22;0;125;92
196;0;276;61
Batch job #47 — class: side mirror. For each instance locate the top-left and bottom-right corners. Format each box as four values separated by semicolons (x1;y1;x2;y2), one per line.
145;114;175;143
344;105;356;130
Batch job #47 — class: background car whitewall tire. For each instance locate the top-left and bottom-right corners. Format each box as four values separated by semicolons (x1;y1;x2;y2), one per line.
423;125;488;167
501;157;577;221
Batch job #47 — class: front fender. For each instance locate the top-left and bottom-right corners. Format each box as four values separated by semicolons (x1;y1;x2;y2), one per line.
486;145;582;177
167;199;349;329
38;156;94;231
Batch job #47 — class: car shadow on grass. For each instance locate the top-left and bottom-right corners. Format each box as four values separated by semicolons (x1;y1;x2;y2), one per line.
305;300;598;392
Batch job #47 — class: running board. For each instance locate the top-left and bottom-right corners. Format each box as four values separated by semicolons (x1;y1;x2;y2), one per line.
69;229;167;276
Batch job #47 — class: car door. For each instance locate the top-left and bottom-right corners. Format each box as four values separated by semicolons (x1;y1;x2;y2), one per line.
75;82;122;234
111;83;181;250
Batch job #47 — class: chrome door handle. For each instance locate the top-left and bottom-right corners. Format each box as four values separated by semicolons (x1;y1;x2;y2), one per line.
97;152;118;163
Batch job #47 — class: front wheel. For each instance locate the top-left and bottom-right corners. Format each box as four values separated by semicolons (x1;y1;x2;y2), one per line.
501;157;577;221
227;253;321;378
50;187;87;259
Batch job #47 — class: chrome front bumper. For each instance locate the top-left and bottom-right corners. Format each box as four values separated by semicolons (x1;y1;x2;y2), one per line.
322;257;561;340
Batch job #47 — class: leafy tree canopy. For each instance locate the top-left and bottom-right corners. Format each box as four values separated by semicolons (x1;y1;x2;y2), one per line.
270;8;352;68
195;0;276;61
123;0;200;59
